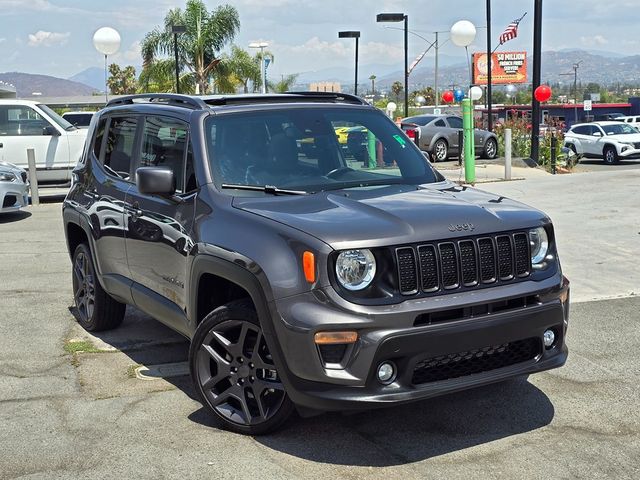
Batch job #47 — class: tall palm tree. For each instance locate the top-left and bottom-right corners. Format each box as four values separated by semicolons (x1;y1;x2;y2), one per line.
227;45;261;93
141;0;239;94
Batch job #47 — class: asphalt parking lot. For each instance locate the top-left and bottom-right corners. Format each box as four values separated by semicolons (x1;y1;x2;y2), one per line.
1;168;639;479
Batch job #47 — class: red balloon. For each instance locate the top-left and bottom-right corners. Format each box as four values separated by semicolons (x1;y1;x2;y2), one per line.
534;85;552;102
442;90;454;103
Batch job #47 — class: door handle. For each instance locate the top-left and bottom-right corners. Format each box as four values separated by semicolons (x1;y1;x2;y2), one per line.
0;143;3;148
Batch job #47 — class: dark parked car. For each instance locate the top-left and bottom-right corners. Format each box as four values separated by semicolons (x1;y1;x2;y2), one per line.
62;111;96;128
63;93;569;435
401;114;498;161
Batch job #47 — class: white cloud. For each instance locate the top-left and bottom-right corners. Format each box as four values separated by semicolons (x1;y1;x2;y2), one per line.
112;41;142;63
27;30;70;47
0;38;5;44
580;35;609;47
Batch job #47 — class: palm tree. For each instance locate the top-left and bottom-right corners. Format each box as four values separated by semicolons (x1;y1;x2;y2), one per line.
391;81;403;101
369;74;376;95
268;74;299;93
227;45;261;93
138;59;195;93
141;0;240;94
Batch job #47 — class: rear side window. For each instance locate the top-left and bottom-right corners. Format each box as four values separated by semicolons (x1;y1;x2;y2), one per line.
434;119;446;127
571;125;589;135
92;118;107;160
0;105;50;136
140;116;190;193
447;117;463;129
103;116;138;180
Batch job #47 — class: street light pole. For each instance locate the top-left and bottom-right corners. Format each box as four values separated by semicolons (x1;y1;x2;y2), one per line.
377;13;409;117
434;32;439;107
486;0;493;130
338;31;361;95
171;25;186;94
249;42;269;94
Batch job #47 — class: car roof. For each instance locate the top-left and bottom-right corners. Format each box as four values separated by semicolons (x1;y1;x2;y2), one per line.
0;99;43;106
571;121;625;127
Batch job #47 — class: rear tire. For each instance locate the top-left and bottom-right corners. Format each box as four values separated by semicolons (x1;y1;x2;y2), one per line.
432;139;448;162
603;145;618;164
189;299;295;435
71;243;125;332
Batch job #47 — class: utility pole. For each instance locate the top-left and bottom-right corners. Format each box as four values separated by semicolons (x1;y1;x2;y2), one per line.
560;60;582;123
530;0;543;164
434;32;439;107
486;0;493;130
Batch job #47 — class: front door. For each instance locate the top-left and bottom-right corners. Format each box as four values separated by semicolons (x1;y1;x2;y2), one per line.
0;104;70;183
124;115;197;322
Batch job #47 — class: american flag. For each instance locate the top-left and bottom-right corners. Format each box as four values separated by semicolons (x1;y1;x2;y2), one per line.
499;13;527;45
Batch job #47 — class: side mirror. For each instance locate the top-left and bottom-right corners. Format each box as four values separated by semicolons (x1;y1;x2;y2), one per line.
136;167;175;196
592;131;602;137
43;125;60;136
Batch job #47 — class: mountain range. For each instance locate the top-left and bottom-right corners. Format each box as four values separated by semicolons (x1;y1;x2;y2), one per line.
1;49;640;98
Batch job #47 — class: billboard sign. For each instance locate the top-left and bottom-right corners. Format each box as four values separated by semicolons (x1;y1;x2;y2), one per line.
473;51;527;85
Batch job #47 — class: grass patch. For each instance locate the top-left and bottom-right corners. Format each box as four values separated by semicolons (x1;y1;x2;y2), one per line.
64;340;102;354
126;364;141;379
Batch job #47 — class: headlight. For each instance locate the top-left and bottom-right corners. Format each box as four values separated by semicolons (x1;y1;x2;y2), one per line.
335;249;376;291
0;172;16;182
529;227;549;265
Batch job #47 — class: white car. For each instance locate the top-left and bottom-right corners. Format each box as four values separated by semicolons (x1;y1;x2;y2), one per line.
564;121;640;164
615;115;640;130
0;161;29;213
0;100;88;183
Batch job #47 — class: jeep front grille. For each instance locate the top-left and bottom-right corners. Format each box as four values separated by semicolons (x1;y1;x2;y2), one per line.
411;337;540;385
396;232;531;296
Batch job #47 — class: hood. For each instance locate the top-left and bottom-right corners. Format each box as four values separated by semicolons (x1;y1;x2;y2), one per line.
232;182;549;250
0;161;26;175
610;133;640;143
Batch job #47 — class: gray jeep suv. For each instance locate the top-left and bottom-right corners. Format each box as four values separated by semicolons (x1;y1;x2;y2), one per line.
63;93;569;435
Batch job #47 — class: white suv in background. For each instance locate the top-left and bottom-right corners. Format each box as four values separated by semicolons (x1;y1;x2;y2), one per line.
615;115;640;129
0;100;88;183
563;121;640;164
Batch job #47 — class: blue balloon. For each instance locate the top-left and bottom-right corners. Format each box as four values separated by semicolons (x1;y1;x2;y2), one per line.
454;88;465;102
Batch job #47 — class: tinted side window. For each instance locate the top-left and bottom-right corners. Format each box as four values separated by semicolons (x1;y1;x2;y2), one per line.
447;117;463;129
140;116;189;193
103;116;138;180
571;126;589;135
434;119;446;127
0;105;50;136
92;118;107;160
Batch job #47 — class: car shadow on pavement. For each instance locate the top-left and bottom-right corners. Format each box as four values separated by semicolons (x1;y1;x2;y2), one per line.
0;211;32;224
250;378;554;466
578;159;640;166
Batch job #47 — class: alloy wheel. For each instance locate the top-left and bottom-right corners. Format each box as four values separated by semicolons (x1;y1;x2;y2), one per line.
195;320;285;426
485;139;497;158
73;251;95;321
434;140;447;161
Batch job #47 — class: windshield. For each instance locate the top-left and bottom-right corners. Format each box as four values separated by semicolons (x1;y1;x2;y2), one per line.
602;123;639;135
206;107;440;193
403;115;436;126
38;104;75;131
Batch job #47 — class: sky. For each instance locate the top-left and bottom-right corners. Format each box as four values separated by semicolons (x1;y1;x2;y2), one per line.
0;0;639;80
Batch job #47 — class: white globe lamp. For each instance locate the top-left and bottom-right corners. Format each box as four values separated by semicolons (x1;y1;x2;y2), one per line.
469;86;483;101
93;27;121;102
450;21;477;47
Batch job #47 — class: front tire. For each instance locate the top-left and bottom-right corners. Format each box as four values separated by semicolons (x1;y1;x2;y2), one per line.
432;139;448;162
603;145;618;164
189;299;294;435
72;243;125;332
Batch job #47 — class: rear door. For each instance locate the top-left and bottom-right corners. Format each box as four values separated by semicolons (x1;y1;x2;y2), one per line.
445;116;463;154
124;115;197;330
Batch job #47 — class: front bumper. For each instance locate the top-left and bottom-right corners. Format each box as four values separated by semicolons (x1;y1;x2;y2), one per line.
268;274;569;412
618;146;640;158
0;181;29;213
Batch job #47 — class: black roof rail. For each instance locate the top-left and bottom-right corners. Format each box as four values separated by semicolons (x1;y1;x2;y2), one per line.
106;94;208;110
202;92;369;107
284;91;368;105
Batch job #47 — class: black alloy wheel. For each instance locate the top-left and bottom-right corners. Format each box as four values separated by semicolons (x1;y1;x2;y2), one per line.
190;300;294;435
71;243;125;331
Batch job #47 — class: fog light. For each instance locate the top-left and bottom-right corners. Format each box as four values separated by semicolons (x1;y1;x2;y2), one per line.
377;362;396;385
543;329;556;348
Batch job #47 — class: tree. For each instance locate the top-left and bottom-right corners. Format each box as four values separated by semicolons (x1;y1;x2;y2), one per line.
391;81;403;101
227;45;261;93
409;87;435;106
107;64;138;95
268;74;299;93
141;0;240;94
369;74;376;95
138;59;194;94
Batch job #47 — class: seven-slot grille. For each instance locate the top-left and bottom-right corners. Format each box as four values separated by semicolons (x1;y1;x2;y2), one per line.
396;232;531;295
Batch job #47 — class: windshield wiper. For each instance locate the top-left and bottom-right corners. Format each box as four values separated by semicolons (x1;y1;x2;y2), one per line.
221;184;309;195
